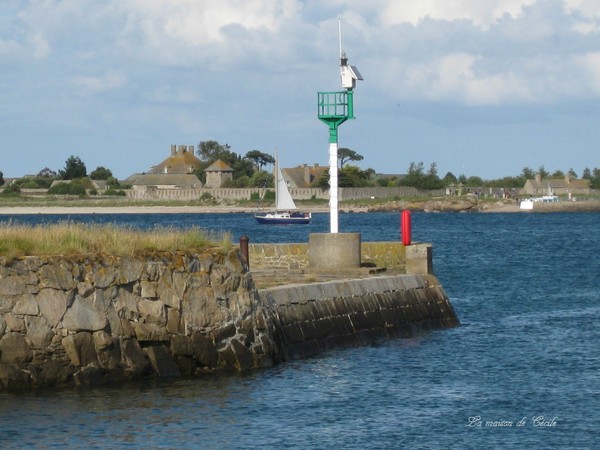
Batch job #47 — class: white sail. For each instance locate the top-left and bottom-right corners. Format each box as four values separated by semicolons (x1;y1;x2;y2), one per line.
275;156;297;210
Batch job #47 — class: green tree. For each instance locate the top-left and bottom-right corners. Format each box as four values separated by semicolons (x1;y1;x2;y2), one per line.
338;148;364;168
582;167;592;180
400;161;444;189
537;165;549;179
521;166;535;179
197;140;232;161
90;166;113;180
37;167;57;178
589;167;600;189
465;176;483;186
568;168;578;178
339;165;371;187
0;170;4;186
245;150;275;171
442;172;458;184
232;157;255;180
106;176;120;188
60;155;87;180
249;170;274;188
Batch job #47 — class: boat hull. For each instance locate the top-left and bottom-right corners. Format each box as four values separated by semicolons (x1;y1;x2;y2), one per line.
254;212;311;224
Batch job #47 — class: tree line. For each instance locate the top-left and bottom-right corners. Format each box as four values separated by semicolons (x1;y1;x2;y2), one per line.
1;143;599;192
0;156;125;196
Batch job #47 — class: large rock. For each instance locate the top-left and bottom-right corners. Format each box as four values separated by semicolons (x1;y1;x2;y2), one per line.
0;275;27;296
62;296;107;332
14;294;39;316
25;316;54;349
62;332;97;367
144;345;181;377
37;288;68;327
38;263;75;290
0;332;32;363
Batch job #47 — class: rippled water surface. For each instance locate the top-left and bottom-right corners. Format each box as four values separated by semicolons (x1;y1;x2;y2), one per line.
1;212;599;449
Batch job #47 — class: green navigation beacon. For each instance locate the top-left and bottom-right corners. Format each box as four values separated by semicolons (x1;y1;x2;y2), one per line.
318;19;363;233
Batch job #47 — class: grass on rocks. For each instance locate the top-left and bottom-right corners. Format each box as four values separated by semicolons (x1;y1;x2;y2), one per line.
0;222;231;258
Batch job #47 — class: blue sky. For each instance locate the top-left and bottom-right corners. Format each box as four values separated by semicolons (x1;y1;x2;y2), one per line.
1;0;599;180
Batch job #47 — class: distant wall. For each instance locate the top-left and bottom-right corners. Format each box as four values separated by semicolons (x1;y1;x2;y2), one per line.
125;187;444;202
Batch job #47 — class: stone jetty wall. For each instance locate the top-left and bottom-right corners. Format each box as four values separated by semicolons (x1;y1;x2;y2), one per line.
261;274;459;360
0;249;278;390
0;247;458;391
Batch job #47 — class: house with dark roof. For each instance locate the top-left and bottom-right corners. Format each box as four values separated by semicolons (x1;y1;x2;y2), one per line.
150;145;202;175
127;173;202;190
204;159;233;188
127;145;203;190
523;174;591;196
282;164;327;188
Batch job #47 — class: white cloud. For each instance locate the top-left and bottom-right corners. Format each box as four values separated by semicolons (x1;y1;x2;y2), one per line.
29;33;50;59
564;0;600;18
112;0;304;68
575;52;600;94
379;0;538;28
398;53;532;105
73;71;126;95
564;0;600;35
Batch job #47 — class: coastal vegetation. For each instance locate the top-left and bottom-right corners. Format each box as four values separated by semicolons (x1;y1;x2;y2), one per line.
4;145;600;191
0;223;230;258
1;144;599;205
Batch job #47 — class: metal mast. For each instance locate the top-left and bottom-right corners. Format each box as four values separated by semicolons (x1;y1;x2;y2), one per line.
317;19;363;233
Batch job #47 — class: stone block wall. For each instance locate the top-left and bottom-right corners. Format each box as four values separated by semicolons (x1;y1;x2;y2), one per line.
248;243;310;271
260;274;459;359
0;250;277;390
249;242;420;273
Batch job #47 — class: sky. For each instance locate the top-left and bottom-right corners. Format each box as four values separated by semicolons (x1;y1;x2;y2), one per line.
1;0;600;180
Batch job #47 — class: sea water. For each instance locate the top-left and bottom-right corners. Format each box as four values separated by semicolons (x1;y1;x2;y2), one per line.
0;212;599;449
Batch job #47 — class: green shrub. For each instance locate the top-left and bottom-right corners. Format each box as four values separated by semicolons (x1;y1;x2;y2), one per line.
48;182;86;195
105;189;126;196
1;184;21;195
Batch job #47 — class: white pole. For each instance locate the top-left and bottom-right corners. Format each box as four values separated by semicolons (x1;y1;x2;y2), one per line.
338;18;343;60
329;141;339;233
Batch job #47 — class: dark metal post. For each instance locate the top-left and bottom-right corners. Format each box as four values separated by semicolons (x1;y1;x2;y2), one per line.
239;235;249;269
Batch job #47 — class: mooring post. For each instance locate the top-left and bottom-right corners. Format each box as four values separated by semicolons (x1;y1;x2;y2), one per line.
239;235;250;269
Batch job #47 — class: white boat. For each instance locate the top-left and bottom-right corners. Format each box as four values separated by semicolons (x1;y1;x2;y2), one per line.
254;152;311;224
520;185;559;210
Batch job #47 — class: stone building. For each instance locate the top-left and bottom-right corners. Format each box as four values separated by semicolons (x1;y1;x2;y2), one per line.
126;145;203;190
150;145;202;175
282;163;327;188
204;159;233;188
127;173;202;190
523;174;591;196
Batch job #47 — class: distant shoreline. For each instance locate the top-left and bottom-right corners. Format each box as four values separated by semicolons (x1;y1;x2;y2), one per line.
0;200;598;215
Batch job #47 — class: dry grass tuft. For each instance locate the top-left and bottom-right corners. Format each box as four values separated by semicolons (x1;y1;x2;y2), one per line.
0;222;230;258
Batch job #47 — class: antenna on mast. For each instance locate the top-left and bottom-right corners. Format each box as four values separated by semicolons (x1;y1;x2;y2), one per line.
338;19;363;90
338;18;343;61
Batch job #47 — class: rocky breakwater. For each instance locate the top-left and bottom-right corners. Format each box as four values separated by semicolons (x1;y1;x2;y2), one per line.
0;250;277;390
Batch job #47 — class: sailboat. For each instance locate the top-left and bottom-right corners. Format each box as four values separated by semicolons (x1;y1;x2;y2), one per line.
254;152;311;224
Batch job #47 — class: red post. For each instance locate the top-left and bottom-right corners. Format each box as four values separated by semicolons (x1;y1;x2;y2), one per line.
401;210;411;246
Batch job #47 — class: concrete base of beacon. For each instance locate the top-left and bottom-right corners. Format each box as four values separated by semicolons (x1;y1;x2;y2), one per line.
309;233;361;270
